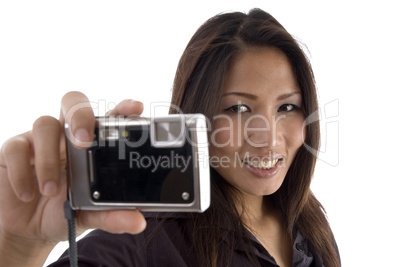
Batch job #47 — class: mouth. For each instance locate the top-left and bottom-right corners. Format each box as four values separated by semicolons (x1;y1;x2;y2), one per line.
244;159;280;169
242;155;284;178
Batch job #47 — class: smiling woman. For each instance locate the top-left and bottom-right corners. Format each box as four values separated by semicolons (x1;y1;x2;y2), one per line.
168;8;340;267
208;48;305;266
0;8;340;267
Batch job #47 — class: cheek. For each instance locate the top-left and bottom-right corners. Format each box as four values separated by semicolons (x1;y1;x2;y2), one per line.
209;118;242;151
210;120;231;147
283;115;305;149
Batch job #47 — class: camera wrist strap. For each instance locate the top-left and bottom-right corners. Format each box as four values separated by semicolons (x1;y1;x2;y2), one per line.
63;200;78;267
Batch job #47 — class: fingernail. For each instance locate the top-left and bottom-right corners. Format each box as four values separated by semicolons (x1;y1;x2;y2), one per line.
43;181;58;196
20;191;34;202
74;128;90;142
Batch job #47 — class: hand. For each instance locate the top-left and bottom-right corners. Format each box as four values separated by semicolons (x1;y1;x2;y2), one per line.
0;91;147;266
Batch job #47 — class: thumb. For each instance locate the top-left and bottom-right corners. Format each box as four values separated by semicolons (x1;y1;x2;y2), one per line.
77;210;147;235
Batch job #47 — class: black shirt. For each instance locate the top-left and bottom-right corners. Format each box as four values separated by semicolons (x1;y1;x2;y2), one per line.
49;213;324;266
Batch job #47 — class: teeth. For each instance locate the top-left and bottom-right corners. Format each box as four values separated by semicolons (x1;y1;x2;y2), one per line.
246;159;279;169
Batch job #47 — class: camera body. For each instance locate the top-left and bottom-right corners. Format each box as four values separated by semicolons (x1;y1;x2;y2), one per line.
65;114;210;212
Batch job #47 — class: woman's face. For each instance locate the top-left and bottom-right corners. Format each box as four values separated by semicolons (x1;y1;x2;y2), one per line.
209;47;305;197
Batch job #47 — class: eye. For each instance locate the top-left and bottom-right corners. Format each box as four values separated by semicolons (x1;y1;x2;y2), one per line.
278;104;296;112
225;104;250;113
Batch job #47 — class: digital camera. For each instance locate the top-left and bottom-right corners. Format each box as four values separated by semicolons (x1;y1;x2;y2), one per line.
65;114;210;212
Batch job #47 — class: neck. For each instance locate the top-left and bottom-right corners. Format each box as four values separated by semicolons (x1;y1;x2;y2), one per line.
236;193;279;228
236;194;293;267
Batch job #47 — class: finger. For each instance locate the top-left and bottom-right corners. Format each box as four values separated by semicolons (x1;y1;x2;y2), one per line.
0;134;36;202
60;91;95;149
77;210;147;235
106;100;144;116
32;116;62;197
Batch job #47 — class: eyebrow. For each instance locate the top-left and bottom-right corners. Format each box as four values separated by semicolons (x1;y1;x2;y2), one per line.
222;92;258;100
277;91;302;101
222;91;301;101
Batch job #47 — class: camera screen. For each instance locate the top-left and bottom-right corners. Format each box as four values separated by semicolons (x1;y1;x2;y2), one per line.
87;125;195;204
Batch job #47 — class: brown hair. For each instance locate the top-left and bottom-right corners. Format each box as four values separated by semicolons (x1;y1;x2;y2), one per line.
170;8;340;267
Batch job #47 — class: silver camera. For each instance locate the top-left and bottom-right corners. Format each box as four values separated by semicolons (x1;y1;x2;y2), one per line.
65;114;210;212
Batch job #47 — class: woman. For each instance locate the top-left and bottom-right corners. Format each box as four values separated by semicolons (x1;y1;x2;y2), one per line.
0;8;340;267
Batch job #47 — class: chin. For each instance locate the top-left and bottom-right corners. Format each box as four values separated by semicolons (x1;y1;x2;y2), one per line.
234;178;285;198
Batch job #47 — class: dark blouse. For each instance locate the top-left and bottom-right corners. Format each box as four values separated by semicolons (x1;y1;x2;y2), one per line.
49;213;324;266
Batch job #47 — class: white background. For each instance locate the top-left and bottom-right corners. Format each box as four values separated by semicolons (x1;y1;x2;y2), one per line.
0;1;401;266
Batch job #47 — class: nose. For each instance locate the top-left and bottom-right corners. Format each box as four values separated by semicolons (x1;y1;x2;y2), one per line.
244;114;285;148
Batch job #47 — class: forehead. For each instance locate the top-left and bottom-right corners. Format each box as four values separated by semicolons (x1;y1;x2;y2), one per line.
224;47;299;95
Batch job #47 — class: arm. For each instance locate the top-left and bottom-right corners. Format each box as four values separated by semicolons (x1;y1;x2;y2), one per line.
0;92;146;266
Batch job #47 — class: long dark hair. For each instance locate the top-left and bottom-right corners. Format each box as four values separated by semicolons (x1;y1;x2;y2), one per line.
170;8;340;267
